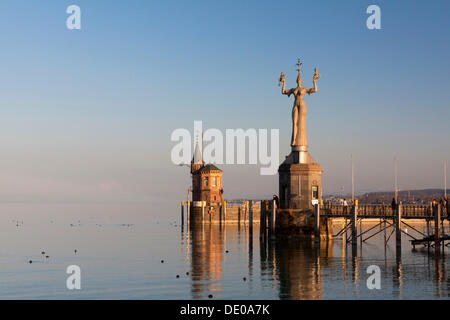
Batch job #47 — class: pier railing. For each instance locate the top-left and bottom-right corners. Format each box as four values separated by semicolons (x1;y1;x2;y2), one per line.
322;204;441;219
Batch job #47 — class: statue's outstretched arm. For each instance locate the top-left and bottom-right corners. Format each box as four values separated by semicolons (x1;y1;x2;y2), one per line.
279;72;294;97
307;68;320;95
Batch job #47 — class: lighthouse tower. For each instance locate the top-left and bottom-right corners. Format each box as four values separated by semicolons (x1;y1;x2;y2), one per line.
190;142;223;204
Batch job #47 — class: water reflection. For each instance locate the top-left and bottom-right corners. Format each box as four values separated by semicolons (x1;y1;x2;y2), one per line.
271;239;333;299
186;222;449;299
189;223;224;299
188;223;335;299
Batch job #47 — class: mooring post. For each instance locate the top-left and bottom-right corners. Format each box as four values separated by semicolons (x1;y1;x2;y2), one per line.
264;201;267;237
268;199;276;238
428;202;432;236
187;201;190;226
434;204;441;254
396;203;402;242
223;201;227;223
351;201;358;246
342;215;346;243
181;201;184;226
260;201;264;237
249;200;253;233
351;201;358;258
396;202;402;256
267;202;272;238
314;203;320;242
238;206;241;225
245;201;249;224
359;214;363;246
272;199;277;237
202;201;205;222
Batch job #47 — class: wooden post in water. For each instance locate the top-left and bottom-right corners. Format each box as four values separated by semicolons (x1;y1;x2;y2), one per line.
351;201;358;246
396;203;402;243
260;201;267;238
223;201;227;223
360;216;363;246
181;201;184;226
396;202;402;257
268;199;276;238
427;202;432;236
314;203;320;242
187;201;190;226
249;200;253;233
246;201;249;225
434;204;441;254
238;206;241;225
202;201;205;222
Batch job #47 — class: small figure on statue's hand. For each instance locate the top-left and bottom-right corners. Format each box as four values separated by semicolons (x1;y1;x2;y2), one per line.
278;72;285;87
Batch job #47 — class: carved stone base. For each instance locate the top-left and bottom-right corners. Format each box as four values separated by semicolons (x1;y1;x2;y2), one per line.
278;151;323;210
276;208;332;238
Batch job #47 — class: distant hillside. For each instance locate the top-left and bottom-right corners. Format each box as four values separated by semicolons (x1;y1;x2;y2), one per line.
356;189;448;204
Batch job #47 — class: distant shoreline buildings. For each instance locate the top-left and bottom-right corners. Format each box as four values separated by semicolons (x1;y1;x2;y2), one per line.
325;189;450;205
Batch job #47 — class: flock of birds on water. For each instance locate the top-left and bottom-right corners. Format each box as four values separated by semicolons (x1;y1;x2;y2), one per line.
28;249;78;264
18;219;131;265
161;248;247;299
16;219;244;299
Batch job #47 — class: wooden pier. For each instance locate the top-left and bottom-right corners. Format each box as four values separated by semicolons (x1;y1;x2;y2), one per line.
321;202;449;253
181;200;449;254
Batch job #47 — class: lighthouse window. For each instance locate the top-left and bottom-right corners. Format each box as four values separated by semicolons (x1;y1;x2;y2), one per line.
312;186;319;199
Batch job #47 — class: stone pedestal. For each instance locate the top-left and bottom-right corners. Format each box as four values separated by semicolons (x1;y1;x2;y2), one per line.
278;149;323;210
276;148;330;238
276;208;332;239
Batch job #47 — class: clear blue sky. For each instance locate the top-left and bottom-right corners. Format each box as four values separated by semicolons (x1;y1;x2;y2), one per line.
0;1;449;212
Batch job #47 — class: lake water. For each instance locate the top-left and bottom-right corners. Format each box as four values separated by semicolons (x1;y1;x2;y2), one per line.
0;203;448;299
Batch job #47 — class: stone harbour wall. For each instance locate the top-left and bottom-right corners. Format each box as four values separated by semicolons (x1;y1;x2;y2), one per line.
188;202;262;225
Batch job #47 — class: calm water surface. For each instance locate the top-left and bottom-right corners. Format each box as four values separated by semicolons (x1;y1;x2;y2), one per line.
0;204;448;299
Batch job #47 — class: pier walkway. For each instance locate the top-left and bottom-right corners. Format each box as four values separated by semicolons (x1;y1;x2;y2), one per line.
319;202;449;254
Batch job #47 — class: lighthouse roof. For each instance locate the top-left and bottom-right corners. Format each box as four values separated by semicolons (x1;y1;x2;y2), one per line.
199;164;222;173
193;143;203;164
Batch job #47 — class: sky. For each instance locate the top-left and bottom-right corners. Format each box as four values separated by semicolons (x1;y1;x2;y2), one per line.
0;1;449;215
